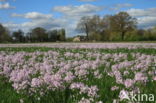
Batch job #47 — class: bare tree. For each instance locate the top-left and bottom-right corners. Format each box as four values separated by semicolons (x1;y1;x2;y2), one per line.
76;16;90;41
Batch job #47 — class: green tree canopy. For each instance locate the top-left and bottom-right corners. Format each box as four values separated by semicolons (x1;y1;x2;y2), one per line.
31;27;48;42
0;23;11;42
109;12;137;40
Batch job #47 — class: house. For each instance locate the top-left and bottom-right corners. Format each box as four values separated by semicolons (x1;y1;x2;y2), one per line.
73;37;80;42
73;35;87;42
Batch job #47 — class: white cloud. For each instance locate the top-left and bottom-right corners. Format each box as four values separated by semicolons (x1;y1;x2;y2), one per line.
7;4;102;36
109;3;133;11
127;8;156;28
127;8;156;17
3;18;73;36
137;16;156;28
0;2;15;9
3;23;21;31
4;19;67;32
53;4;103;17
52;4;103;36
5;4;103;37
1;4;103;37
11;12;53;19
5;12;71;35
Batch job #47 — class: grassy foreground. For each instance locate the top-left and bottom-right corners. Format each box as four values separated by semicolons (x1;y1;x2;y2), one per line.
0;47;156;103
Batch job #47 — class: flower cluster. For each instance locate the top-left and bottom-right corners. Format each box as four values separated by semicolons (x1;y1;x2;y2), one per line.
0;46;156;103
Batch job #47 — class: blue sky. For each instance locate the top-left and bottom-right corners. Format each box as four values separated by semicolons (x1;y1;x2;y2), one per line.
0;0;156;37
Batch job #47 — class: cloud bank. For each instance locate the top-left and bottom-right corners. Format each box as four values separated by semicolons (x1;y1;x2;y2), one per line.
0;2;15;9
127;8;156;28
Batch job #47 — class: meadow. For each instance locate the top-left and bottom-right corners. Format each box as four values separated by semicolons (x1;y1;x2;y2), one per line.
0;43;156;103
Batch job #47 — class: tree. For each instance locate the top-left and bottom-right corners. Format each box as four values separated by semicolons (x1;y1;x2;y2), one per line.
58;29;66;41
31;27;48;42
77;15;107;41
88;15;101;33
76;16;90;40
87;15;103;41
0;24;11;42
151;26;156;40
0;24;5;42
136;29;146;40
89;32;102;41
143;28;156;40
47;29;66;42
12;29;25;42
99;15;112;41
109;12;137;40
48;30;58;42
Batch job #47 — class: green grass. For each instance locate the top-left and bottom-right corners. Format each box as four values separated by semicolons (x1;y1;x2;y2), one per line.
0;76;21;103
0;47;156;54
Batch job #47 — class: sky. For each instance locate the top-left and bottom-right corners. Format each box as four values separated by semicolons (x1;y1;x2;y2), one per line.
0;0;156;37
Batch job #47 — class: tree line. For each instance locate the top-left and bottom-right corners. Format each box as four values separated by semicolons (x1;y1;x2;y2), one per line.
0;26;66;43
0;11;156;43
76;12;156;41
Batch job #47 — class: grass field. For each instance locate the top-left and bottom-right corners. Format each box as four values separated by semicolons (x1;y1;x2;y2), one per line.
0;43;156;103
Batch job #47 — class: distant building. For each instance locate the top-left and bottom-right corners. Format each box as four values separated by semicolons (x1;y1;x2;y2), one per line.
73;37;80;42
73;35;87;42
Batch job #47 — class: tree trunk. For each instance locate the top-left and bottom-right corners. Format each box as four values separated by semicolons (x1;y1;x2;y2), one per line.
121;31;125;41
85;23;89;41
